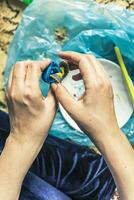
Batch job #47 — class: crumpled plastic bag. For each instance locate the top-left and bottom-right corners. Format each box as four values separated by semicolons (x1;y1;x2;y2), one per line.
4;0;134;146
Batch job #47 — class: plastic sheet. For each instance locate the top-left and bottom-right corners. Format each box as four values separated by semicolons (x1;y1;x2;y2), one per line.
4;0;134;146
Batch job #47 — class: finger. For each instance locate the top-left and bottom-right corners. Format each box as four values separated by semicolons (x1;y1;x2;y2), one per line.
59;51;83;64
24;59;51;98
59;52;100;76
51;83;76;113
59;51;96;78
25;59;51;83
86;55;108;78
60;52;104;89
45;89;57;111
37;59;51;72
79;56;99;90
25;59;51;95
12;61;29;90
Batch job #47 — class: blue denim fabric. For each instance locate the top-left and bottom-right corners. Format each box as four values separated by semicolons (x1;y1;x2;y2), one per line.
0;110;115;200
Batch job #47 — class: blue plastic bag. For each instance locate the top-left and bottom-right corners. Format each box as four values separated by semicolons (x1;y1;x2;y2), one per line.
4;0;134;146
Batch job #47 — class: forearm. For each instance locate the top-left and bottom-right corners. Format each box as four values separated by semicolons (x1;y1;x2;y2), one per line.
0;134;43;200
93;129;134;200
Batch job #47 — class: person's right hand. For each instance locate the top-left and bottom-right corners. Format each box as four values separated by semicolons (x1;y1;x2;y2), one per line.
52;51;120;144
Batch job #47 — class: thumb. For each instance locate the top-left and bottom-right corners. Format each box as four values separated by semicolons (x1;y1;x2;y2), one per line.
51;83;76;113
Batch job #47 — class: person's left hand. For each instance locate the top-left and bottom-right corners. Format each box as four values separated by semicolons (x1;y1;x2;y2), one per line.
6;59;57;149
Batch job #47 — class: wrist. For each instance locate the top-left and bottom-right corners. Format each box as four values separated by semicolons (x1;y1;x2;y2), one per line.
8;129;46;151
85;124;121;149
94;128;122;153
1;134;44;178
6;133;43;159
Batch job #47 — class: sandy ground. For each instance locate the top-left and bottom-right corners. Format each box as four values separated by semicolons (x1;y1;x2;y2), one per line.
0;0;25;109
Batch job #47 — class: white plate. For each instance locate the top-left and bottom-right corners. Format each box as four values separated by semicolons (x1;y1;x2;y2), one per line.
59;58;134;133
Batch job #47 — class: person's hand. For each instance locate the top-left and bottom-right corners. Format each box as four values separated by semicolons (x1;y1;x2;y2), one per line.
0;60;57;200
52;52;120;144
6;59;57;148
